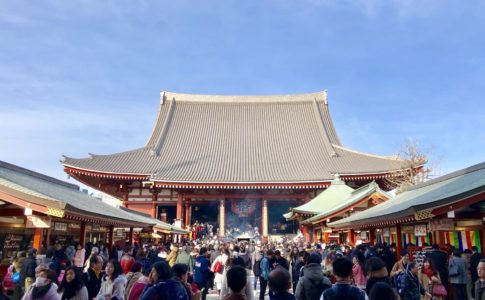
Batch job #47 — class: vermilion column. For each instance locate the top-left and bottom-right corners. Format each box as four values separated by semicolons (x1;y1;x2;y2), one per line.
369;228;376;245
128;227;134;247
33;228;42;250
176;193;183;220
79;222;86;246
262;199;268;240
349;229;355;246
219;200;225;238
396;224;403;259
184;200;191;227
108;226;114;252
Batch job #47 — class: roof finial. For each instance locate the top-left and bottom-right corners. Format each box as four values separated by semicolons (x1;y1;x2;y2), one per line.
323;90;328;105
160;91;165;104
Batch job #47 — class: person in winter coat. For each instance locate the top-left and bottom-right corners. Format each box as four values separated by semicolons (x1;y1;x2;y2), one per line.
57;266;88;300
364;257;391;295
418;258;443;300
22;268;59;300
352;253;366;289
176;245;194;273
476;259;485;300
425;244;448;289
212;248;229;294
127;266;150;300
259;249;274;300
448;248;467;300
291;251;307;294
96;259;126;300
139;260;189;300
124;262;143;300
400;262;431;300
20;248;37;290
82;255;103;300
73;243;86;275
322;258;365;300
194;247;211;300
120;248;135;274
166;245;179;267
295;253;331;300
220;257;254;300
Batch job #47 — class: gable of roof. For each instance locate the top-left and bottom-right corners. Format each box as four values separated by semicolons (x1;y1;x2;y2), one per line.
288;175;355;216
300;181;391;224
328;161;485;228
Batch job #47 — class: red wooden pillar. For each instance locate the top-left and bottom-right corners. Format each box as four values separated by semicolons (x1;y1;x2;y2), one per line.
176;193;183;220
128;227;134;247
45;228;51;247
438;230;445;249
33;228;42;250
396;224;403;259
79;222;86;246
184;200;191;227
108;226;114;252
349;229;355;246
324;232;330;243
369;228;376;245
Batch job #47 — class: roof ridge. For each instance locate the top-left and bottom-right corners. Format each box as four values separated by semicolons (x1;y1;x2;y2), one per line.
0;160;79;190
333;144;400;160
408;161;485;191
312;98;337;157
162;90;328;103
150;96;176;156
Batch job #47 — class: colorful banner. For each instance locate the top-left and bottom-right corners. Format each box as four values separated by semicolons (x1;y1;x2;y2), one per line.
444;230;481;253
402;232;431;247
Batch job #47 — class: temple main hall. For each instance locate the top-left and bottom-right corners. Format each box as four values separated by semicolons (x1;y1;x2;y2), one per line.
62;90;405;241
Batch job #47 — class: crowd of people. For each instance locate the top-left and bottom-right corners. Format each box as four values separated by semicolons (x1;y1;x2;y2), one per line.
1;235;485;300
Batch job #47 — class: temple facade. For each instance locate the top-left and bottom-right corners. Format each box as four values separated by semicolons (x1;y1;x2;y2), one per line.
62;90;407;241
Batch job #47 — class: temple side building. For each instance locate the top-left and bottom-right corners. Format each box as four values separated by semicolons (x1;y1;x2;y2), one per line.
62;90;407;240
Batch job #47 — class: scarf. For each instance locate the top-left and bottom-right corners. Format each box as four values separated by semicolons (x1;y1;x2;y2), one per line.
32;283;52;299
423;268;436;279
60;281;81;300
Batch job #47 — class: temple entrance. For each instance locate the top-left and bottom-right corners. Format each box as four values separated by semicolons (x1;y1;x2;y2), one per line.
226;200;262;237
268;201;298;235
156;205;176;224
190;203;219;229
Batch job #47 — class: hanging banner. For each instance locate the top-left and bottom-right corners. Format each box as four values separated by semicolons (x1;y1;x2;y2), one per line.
414;224;428;236
402;225;415;234
54;222;67;231
25;216;51;228
383;227;390;237
429;219;454;231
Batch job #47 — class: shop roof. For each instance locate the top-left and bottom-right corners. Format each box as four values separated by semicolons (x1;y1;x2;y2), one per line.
301;181;391;224
0;160;184;232
63;91;405;186
286;174;354;217
328;161;485;228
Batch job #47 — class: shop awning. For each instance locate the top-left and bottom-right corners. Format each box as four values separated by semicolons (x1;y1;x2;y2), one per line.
328;161;485;229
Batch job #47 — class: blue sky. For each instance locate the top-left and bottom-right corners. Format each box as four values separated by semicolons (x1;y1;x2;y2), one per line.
0;0;484;184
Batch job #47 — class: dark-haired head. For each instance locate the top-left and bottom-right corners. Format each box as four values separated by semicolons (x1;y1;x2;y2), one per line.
227;266;247;293
58;266;84;294
231;256;246;268
365;256;387;277
369;282;397;300
268;267;291;292
307;253;322;265
172;263;189;279
199;247;207;256
130;262;142;273
453;248;462;257
422;258;437;274
332;257;353;279
105;259;123;281
152;260;172;282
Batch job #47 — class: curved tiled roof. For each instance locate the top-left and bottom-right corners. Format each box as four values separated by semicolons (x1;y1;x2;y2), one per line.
63;91;405;184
